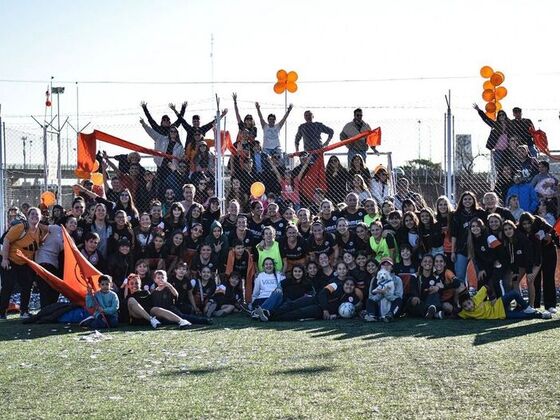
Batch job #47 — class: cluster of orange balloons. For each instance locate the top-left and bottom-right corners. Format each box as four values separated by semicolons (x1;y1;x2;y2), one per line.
274;69;298;94
480;66;508;119
74;160;104;186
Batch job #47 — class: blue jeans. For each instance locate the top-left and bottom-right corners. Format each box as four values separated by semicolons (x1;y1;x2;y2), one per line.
528;144;538;158
87;313;118;329
501;290;538;319
454;253;469;286
261;289;284;312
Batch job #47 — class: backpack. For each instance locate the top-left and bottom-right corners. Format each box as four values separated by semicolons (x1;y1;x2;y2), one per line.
0;218;30;245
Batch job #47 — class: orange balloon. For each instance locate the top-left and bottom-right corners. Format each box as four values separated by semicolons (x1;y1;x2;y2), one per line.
482;89;495;102
91;172;104;186
286;81;298;93
250;182;265;198
495;86;507;100
485;102;497;113
274;82;285;94
75;168;90;179
480;66;494;78
490;72;504;86
483;81;493;90
276;69;288;81
41;191;56;207
495;101;502;111
92;160;100;172
287;71;298;82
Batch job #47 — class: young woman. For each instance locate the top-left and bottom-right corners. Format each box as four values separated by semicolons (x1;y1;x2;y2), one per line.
418;208;444;257
164;230;185;273
502;220;532;294
435;196;455;265
317;200;339;235
206;272;244;317
335;217;362;256
203;220;229;270
181;223;204;265
518;212;557;312
473;104;512;174
144;232;167;271
380;200;395;226
280;224;308;272
190;266;218;315
306;260;323;294
251;258;286;309
228;215;255;250
201;196;221;235
450;191;486;282
296;208;312;241
324;156;350;205
370;166;391;206
190;244;218;278
402;211;421;259
362;198;380;227
348;155;371;186
186;203;205;233
467;218;503;296
220;200;240;235
256;226;284;273
247;201;266;242
265;203;285;240
0;207;48;318
487;213;504;240
433;254;463;315
369;220;397;263
163;202;186;238
108;210;135;254
268;155;309;209
307;221;338;263
354;222;372;255
351;174;372;204
134;259;153;291
317;252;336;286
416;254;444;319
88;203;113;259
133;212;155;261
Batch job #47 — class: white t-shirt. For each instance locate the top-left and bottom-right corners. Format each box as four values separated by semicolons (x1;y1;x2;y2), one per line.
263;124;282;150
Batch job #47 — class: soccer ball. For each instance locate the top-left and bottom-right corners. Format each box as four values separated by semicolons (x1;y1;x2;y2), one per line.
338;302;356;319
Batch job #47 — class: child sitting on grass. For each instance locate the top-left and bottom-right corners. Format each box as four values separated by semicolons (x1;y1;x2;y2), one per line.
458;286;551;320
81;275;120;329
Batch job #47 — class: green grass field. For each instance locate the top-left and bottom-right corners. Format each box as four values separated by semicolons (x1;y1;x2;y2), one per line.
1;315;559;419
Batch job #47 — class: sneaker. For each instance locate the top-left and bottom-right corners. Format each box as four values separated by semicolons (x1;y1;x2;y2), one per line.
547;307;558;314
425;305;437;319
364;314;378;322
149;317;161;329
541;311;552;320
435;311;445;320
255;306;270;322
79;315;94;327
178;319;192;329
250;310;260;320
523;306;537;314
206;302;217;318
239;302;252;313
213;310;225;317
20;312;31;319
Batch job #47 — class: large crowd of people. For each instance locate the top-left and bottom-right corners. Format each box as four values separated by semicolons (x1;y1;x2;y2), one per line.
0;98;558;329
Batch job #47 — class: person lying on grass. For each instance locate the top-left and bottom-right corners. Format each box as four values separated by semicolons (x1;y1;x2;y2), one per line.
458;285;552;320
81;275;119;330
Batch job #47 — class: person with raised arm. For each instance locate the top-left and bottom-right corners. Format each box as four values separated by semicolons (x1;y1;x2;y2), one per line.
140;100;185;136
255;101;293;154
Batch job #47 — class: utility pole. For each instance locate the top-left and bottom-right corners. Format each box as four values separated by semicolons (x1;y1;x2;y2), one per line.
52;86;65;196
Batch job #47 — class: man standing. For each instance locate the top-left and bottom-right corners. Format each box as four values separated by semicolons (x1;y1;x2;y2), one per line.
510;107;536;157
170;102;227;149
340;108;375;162
294;110;334;153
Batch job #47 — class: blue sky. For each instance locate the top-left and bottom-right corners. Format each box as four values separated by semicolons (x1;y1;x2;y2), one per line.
1;0;560;169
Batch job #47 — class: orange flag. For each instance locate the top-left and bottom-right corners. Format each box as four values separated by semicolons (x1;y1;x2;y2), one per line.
18;227;101;306
77;130;178;173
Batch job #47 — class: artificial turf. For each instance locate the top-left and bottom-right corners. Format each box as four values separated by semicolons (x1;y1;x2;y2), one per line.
0;315;559;419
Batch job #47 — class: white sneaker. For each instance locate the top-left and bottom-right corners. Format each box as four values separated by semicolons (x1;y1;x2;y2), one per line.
364;314;377;322
150;317;161;329
523;306;537;314
425;305;437;319
79;315;94;326
547;307;557;314
178;319;191;329
435;311;445;320
542;311;552;320
20;312;31;319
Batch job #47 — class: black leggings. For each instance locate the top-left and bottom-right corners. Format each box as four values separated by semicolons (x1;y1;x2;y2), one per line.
534;244;557;309
0;263;35;314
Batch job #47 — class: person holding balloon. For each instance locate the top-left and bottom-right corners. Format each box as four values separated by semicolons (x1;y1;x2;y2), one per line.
255;101;293;155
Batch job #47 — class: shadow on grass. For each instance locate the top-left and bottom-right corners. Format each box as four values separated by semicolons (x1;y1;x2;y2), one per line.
159;366;228;377
1;314;558;347
275;365;337;376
